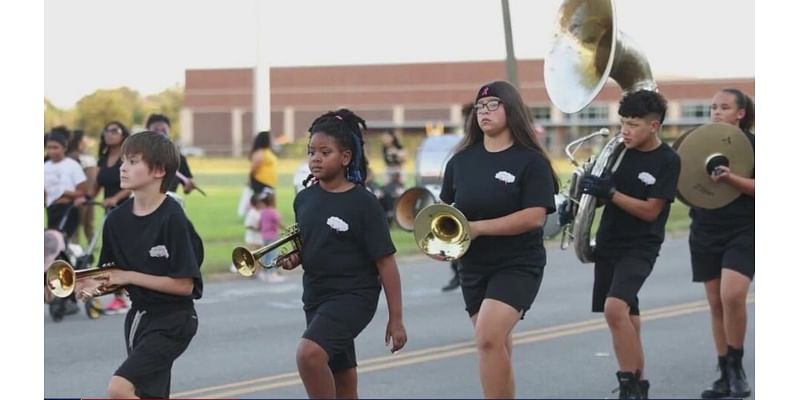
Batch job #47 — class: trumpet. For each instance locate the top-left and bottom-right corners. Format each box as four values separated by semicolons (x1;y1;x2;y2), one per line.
45;260;121;298
232;224;302;277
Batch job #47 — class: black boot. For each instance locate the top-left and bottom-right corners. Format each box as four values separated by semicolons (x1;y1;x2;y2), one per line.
701;356;730;398
725;346;751;398
441;275;460;292
635;370;649;400
615;371;642;399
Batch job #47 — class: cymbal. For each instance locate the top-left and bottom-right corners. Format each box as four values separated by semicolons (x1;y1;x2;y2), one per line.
672;123;754;209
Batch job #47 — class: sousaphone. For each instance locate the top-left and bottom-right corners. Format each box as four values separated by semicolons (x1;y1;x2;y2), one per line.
544;0;658;263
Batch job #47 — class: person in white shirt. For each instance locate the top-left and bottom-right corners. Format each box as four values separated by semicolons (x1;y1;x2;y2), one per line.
44;129;87;241
67;129;98;243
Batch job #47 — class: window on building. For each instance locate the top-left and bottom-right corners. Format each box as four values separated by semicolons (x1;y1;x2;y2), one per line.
573;105;608;121
681;103;711;119
528;106;551;121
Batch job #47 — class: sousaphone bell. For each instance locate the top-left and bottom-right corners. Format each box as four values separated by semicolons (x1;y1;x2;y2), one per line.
394;187;438;232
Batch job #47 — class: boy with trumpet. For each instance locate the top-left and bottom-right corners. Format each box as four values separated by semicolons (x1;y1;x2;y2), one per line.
76;131;204;399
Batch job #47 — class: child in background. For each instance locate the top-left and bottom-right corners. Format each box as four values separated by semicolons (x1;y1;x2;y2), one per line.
258;189;286;283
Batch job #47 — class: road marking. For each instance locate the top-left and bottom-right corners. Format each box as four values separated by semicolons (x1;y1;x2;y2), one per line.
173;295;753;398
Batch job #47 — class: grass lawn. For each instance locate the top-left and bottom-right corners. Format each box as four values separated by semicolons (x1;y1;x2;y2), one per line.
71;156;691;276
185;157;691;275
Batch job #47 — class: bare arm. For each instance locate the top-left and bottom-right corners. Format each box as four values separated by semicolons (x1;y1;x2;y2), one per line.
103;269;195;296
376;255;403;322
84;167;98;197
469;207;547;239
608;192;667;223
376;254;407;352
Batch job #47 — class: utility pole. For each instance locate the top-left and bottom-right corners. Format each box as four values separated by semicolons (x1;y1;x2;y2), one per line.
254;0;271;135
501;0;519;88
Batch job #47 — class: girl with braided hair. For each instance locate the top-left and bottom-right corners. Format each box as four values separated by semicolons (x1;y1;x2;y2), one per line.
278;109;407;398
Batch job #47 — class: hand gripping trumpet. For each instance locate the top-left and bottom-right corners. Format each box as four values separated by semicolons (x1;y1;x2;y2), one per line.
231;224;302;277
45;260;121;298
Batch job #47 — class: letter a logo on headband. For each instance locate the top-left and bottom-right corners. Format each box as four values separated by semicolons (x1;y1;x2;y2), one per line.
476;82;501;102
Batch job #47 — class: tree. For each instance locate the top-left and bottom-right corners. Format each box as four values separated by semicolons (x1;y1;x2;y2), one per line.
74;87;141;137
44;99;76;132
46;85;184;139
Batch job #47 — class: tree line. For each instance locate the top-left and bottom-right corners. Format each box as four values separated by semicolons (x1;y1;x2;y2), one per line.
44;86;184;140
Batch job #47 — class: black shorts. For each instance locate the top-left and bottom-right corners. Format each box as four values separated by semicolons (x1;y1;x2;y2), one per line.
303;295;377;373
592;254;654;316
690;226;755;282
47;203;79;238
115;306;198;399
460;265;544;319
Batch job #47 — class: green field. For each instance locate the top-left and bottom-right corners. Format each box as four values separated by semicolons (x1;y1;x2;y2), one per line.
70;156;691;276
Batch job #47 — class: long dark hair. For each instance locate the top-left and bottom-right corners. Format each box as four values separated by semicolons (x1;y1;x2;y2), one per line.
303;109;369;187
461;81;559;191
721;88;755;133
250;131;272;157
98;121;131;159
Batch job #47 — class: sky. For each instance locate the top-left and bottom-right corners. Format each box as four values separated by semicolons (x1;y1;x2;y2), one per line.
44;0;755;108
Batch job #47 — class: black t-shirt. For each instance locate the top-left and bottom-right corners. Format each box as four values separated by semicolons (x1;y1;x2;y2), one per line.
690;131;755;232
596;142;681;257
99;196;204;310
294;184;396;309
96;155;127;201
439;142;556;271
167;154;193;193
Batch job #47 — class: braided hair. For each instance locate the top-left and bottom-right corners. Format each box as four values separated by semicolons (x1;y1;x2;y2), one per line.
302;109;369;187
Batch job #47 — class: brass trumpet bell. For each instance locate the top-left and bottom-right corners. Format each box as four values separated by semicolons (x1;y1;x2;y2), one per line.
232;224;302;277
45;259;119;298
413;204;471;261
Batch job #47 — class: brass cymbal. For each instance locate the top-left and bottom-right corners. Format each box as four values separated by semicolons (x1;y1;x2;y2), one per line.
672;123;754;209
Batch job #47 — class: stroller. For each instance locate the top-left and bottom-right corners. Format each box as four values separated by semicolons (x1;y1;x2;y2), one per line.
44;201;110;322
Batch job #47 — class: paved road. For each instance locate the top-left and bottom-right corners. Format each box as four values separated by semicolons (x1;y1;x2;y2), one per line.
44;235;755;398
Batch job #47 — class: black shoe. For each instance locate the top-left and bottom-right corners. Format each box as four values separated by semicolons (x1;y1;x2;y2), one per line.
63;298;79;316
701;356;730;399
638;379;649;399
441;276;460;292
49;299;66;322
726;346;751;398
615;371;642;399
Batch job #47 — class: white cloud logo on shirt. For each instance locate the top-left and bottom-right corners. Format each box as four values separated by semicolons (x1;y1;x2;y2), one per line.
495;171;516;184
327;216;349;232
638;172;656;185
149;245;170;258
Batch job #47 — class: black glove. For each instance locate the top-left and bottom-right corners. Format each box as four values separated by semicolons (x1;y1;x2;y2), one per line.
579;174;617;200
558;199;573;226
